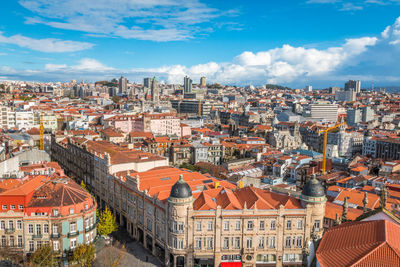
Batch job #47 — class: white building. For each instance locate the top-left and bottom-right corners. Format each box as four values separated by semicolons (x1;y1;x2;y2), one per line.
310;103;338;122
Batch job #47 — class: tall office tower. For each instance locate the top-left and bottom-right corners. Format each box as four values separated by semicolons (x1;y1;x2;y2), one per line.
347;109;361;126
329;87;340;94
305;85;312;92
362;106;375;122
345;80;361;93
200;77;206;87
119;75;128;94
310;103;338;122
143;77;152;88
151;76;159;103
184;76;193;93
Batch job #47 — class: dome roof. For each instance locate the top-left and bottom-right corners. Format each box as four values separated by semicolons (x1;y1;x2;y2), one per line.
170;175;192;199
302;176;325;198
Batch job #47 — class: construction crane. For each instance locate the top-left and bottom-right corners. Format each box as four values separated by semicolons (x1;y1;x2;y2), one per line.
40;113;44;150
319;120;346;174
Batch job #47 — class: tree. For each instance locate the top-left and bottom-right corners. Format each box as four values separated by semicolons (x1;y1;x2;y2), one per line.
97;206;118;236
30;244;57;267
72;244;95;267
111;95;121;104
80;180;88;192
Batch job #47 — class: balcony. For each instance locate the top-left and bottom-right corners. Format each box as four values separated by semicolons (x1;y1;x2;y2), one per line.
51;233;60;238
68;231;79;238
5;228;15;234
32;234;42;239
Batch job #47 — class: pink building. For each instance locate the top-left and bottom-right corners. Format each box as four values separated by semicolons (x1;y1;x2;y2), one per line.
181;123;192;137
144;113;182;137
104;115;144;133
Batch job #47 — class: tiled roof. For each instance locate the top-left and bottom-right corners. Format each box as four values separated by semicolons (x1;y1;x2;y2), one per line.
317;220;400;267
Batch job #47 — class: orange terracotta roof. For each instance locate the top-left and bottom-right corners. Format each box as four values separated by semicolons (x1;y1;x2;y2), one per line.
317;220;400;267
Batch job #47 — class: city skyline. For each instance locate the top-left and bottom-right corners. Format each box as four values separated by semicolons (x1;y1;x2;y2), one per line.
1;1;400;87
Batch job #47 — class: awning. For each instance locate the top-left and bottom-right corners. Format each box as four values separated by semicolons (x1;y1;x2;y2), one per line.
220;262;242;267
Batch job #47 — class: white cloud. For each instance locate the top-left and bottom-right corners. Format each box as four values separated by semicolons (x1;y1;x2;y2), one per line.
2;17;400;86
19;0;234;41
0;32;94;53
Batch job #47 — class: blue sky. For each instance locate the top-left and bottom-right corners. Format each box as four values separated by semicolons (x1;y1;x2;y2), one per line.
1;0;400;87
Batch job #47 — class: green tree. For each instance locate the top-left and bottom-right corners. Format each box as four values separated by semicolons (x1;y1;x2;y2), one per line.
72;244;96;267
30;244;57;267
80;180;88;192
111;95;121;103
97;206;118;236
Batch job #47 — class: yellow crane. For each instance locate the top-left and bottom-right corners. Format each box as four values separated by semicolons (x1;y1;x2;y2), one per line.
40;113;44;150
319;120;346;174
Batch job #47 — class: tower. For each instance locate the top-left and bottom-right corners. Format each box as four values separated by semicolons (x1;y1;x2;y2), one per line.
166;175;194;267
184;76;192;94
200;77;206;87
119;75;128;94
151;76;159;104
300;175;327;241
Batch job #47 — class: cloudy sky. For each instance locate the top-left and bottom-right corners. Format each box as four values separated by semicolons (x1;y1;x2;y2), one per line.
1;0;400;87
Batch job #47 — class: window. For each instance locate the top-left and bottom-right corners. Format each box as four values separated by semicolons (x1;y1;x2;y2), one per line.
224;221;229;231
196;221;202;231
234;237;240;249
208;221;213;231
70;239;77;249
314;220;321;232
53;225;58;234
247;221;254;230
258;237;264;249
297;220;303;230
69;208;74;215
195;237;202;250
9;236;14;247
53;241;59;251
17;220;22;230
17;236;22;247
285;237;291;248
53;209;59;216
8;221;14;230
297;236;302;248
207;237;213;249
178;239;184;249
270;236;276;248
172;221;177;232
85;218;89;229
223;237;229;249
10;205;15;210
28;224;33;234
246;237;253;248
173;237;177;249
85;203;89;210
2;205;6;210
29;241;34;251
147;219;152;232
37;241;42;249
70;222;77;233
286;220;292;230
260;221;265;230
270;220;276;230
235;221;241;230
1;236;5;247
36;224;41;235
18;205;23;210
44;224;49;234
0;221;4;230
178;222;183;233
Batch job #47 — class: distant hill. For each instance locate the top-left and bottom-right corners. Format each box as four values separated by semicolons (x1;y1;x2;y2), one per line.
265;84;291;90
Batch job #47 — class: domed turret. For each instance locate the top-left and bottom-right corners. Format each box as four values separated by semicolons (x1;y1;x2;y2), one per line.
170;174;192;199
300;175;326;204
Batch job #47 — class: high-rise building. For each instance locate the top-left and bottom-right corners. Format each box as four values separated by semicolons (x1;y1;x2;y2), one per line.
200;77;206;87
184;76;192;93
344;80;361;93
151;76;159;103
310;103;338;122
119;76;128;94
362;106;375;122
305;85;312;92
144;77;152;88
328;87;340;94
335;90;356;102
347;109;361;126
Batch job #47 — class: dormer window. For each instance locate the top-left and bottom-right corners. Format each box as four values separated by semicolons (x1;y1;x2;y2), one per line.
54;209;59;216
69;208;74;215
85;204;88;210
